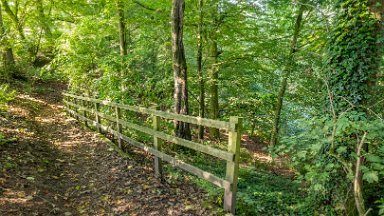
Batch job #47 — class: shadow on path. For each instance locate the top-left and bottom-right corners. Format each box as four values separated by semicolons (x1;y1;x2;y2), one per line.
0;81;213;216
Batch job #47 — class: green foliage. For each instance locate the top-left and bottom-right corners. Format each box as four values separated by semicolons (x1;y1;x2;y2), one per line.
277;111;384;214
0;84;16;110
191;167;311;215
0;0;382;214
271;1;384;214
376;198;384;215
327;0;382;112
167;147;309;215
0;132;5;144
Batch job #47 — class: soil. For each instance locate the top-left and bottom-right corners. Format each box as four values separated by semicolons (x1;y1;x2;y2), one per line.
0;81;215;216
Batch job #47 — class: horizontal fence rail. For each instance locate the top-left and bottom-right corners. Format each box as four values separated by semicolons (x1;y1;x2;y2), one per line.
63;92;242;214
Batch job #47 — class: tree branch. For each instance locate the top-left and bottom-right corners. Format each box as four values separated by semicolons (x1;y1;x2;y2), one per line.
133;0;162;13
1;0;17;23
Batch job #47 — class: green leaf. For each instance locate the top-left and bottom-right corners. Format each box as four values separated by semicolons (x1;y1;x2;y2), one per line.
366;154;382;163
363;171;379;183
336;146;347;154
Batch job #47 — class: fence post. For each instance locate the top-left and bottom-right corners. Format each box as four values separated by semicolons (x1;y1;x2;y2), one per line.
64;96;69;117
115;106;122;148
153;115;163;177
94;102;101;133
224;116;242;214
82;100;88;127
74;98;79;121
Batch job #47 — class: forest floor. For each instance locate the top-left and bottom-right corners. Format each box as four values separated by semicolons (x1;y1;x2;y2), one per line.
0;81;216;216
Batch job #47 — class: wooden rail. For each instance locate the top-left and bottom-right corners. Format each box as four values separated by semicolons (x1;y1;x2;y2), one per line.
63;93;242;214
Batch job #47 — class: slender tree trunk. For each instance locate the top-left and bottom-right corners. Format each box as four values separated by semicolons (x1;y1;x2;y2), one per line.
117;0;128;91
354;157;365;216
36;0;52;38
270;5;305;146
197;0;205;140
206;0;220;139
5;48;14;65
354;133;367;216
207;34;220;139
117;0;127;56
171;0;191;140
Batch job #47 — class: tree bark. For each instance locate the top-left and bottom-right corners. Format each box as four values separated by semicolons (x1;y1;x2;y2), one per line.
171;0;191;140
117;0;128;91
270;5;305;146
207;36;219;138
0;3;15;68
117;0;127;56
207;1;220;139
197;0;205;140
354;133;367;216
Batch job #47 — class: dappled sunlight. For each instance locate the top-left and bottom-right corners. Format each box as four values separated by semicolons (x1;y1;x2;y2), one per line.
0;0;382;213
253;152;273;163
8;105;31;117
0;127;35;137
2;82;212;215
0;189;34;205
34;116;58;124
17;94;48;106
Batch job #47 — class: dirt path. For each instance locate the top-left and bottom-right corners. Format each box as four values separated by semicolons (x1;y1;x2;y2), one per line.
0;82;214;216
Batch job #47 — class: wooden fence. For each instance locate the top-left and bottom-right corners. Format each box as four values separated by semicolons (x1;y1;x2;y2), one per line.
63;93;242;214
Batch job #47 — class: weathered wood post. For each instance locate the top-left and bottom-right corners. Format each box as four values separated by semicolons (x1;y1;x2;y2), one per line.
115;106;122;148
74;98;79;121
82;99;88;127
152;114;163;177
224;116;242;214
64;95;70;117
94;102;101;133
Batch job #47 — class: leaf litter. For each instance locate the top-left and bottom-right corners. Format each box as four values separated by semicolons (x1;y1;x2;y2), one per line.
0;81;216;215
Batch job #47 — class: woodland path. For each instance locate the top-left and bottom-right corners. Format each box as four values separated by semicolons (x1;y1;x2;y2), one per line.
0;81;214;216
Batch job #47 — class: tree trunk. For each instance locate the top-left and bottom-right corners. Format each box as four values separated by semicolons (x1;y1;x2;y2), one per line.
354;133;367;216
171;0;191;140
206;0;220;139
270;5;305;146
36;0;52;38
117;0;128;91
0;3;15;67
5;48;15;65
367;0;384;98
207;34;220;139
117;0;127;56
197;0;204;140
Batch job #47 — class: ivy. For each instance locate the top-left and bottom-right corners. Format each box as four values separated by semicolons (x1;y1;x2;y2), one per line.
327;0;382;113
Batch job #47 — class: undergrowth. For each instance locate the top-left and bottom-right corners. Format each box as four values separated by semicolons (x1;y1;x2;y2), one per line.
0;83;16;143
0;84;16;111
165;146;311;216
